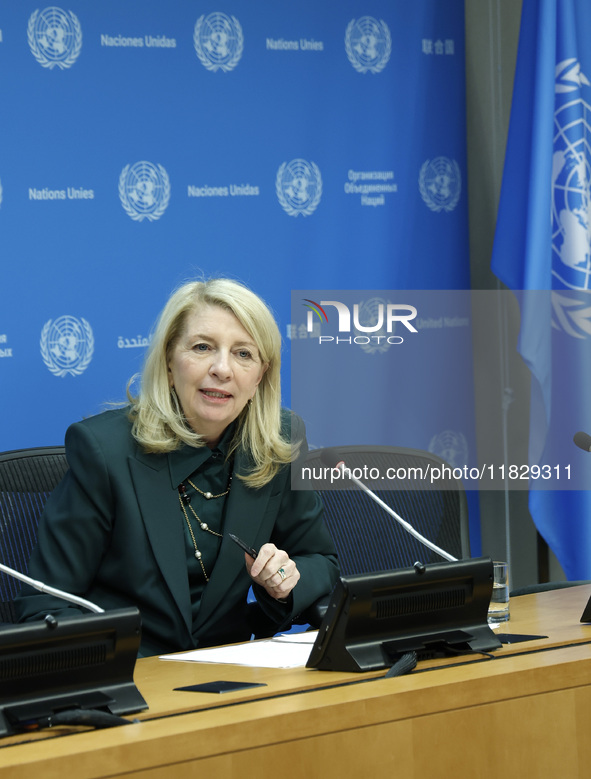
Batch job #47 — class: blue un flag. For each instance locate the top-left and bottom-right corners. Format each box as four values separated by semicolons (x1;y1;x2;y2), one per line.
492;0;591;579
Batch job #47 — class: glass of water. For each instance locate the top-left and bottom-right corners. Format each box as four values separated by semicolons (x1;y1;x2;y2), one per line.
488;561;510;623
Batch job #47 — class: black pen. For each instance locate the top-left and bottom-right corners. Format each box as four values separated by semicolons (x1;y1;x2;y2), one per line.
229;533;258;559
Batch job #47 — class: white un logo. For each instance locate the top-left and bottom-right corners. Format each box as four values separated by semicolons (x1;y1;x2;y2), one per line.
548;60;591;340
428;431;469;470
194;13;244;72
276;159;322;217
40;315;94;377
119;161;171;222
27;7;82;70
419;157;461;213
552;60;591;291
345;17;391;74
354;297;392;355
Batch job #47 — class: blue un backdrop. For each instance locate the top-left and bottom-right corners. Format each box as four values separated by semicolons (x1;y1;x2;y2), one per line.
0;2;470;481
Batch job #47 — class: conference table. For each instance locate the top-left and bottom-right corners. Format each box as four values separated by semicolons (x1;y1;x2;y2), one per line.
2;584;591;778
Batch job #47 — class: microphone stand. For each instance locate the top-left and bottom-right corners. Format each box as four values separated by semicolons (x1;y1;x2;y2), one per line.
0;562;104;613
334;462;457;562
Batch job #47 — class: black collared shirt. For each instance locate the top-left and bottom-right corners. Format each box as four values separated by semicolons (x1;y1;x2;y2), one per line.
174;425;235;637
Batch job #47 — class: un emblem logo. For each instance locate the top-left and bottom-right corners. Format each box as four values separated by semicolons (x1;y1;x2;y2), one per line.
550;60;591;337
27;7;82;70
194;13;244;72
276;159;322;217
345;17;391;74
119;161;171;222
40;316;94;377
354;298;392;355
552;59;591;291
419;157;461;213
428;431;469;470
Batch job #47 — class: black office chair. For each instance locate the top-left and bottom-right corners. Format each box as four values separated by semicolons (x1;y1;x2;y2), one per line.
302;445;471;576
0;447;68;623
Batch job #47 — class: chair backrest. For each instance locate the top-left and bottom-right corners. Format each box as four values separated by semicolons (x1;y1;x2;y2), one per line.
0;447;68;622
303;445;470;576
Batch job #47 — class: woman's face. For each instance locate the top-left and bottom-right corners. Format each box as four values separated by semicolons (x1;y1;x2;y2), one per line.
167;304;267;446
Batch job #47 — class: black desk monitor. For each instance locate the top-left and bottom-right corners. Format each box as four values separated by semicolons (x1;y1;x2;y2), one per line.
307;557;501;672
0;607;147;736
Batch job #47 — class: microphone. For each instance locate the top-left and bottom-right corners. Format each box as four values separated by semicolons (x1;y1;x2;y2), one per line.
0;562;104;614
319;448;457;562
574;431;591;452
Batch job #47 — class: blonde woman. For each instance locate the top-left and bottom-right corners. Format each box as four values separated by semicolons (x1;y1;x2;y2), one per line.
16;279;338;656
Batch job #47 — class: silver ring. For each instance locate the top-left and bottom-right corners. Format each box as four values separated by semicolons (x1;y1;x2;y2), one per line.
277;567;286;582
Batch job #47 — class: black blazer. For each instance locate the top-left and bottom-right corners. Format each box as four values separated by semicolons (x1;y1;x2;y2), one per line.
14;408;339;656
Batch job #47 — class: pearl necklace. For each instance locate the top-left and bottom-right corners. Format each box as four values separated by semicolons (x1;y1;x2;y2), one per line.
177;473;232;581
186;473;232;500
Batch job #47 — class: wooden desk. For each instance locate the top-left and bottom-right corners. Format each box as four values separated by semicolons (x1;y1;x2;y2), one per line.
2;585;591;778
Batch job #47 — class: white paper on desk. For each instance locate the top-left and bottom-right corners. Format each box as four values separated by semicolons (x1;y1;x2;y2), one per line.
159;631;318;668
272;630;318;644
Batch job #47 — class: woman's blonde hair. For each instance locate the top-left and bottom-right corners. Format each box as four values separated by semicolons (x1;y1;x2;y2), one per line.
128;278;293;487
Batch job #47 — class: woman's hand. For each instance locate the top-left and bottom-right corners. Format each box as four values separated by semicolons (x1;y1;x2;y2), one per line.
246;543;300;600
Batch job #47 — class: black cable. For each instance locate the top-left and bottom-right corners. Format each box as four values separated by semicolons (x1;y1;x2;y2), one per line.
440;645;496;660
44;709;136;729
385;651;418;678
